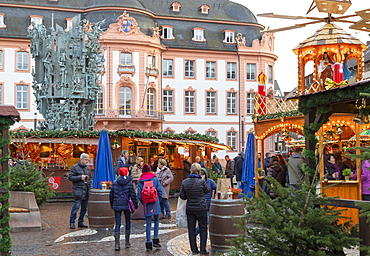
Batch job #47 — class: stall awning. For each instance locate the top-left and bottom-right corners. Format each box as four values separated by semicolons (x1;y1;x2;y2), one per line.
11;137;99;145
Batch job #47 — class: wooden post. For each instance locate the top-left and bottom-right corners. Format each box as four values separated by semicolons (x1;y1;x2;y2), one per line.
304;112;316;172
1;129;10;256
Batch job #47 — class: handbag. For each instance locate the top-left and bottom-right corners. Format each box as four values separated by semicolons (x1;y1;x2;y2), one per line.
119;185;136;213
176;179;198;229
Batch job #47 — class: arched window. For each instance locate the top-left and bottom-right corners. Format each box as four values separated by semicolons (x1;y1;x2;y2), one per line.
147;88;155;116
119;87;132;115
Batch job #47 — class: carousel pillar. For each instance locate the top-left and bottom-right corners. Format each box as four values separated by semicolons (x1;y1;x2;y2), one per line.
318;127;324;179
297;58;305;92
355;122;362;199
304;112;317;172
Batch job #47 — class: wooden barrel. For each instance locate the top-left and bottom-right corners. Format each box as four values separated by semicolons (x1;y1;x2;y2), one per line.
209;199;244;253
88;189;114;229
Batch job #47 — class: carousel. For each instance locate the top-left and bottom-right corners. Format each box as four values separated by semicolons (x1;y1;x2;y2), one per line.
253;7;369;224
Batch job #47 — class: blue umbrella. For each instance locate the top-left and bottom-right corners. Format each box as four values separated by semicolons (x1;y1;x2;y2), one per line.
241;133;255;198
93;131;115;189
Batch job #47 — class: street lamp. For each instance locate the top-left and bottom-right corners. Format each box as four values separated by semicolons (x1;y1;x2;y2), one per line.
34;113;37;131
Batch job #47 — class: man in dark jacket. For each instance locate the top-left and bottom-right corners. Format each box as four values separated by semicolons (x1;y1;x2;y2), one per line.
233;152;244;189
116;150;129;176
287;148;305;189
180;163;210;255
225;155;235;188
69;153;92;229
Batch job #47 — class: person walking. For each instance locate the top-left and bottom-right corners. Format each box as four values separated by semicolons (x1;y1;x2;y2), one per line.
138;164;163;252
68;153;92;229
156;158;174;219
224;155;235;187
233;152;244;189
179;163;210;255
116;150;129;176
130;156;144;193
287;148;305;189
109;167;138;250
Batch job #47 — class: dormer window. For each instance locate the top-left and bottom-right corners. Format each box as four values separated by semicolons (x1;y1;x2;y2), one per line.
200;4;210;14
29;15;43;29
172;2;181;12
66;18;73;31
223;30;235;44
192;28;206;42
161;26;175;40
0;13;6;29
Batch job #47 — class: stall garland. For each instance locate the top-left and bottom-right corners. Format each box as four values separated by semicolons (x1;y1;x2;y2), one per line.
0;117;16;254
252;110;302;121
10;130;220;143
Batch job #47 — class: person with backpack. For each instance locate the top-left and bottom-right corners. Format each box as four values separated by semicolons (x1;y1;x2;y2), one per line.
180;163;210;255
156;158;174;219
109;167;138;251
138;164;163;252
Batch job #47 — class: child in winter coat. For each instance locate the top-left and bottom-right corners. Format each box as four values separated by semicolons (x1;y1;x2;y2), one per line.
109;167;138;251
138;164;163;251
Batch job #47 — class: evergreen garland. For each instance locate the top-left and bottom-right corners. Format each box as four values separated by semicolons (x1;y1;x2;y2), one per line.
0;117;17;254
253;110;302;121
11;130;220;143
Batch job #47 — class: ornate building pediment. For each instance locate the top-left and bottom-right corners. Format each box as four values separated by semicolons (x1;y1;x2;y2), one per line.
101;11;160;44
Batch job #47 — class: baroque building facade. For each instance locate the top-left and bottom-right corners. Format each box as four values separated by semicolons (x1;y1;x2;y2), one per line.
0;0;278;156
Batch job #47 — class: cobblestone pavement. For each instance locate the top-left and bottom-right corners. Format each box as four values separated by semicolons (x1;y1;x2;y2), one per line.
10;197;359;256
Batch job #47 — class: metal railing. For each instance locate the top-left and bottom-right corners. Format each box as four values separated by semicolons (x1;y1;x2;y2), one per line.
94;109;164;120
254;94;299;116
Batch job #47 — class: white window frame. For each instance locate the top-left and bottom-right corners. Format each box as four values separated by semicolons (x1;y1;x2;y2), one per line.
185;60;194;78
0;14;6;28
193;29;205;42
119;87;132;115
163;90;173;113
206;131;216;137
16;51;29;71
162;27;173;40
247;92;254;114
227;62;236;80
163;59;173;77
206;91;216;114
225;31;235;43
268;65;273;83
185;90;195;113
206;61;216;79
0;50;3;70
147;88;155;116
16;84;28;109
120;53;132;66
227;131;237;151
227;92;237;114
95;86;103;115
247;63;256;80
147;55;155;68
66;19;73;31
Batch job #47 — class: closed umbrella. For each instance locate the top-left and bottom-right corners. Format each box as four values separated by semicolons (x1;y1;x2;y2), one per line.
241;133;255;198
93;130;115;189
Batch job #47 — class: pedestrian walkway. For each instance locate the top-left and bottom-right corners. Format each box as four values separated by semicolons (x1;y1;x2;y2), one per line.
9;197;359;255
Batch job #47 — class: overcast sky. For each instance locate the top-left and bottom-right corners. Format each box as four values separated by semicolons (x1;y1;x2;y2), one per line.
232;0;369;92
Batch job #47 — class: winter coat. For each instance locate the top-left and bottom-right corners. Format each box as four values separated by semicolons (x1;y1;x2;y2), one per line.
202;170;217;210
212;162;223;175
355;160;370;195
138;172;163;217
225;159;235;177
130;164;142;181
179;174;210;212
109;176;138;211
156;166;174;199
287;153;305;185
183;160;191;179
266;162;286;186
233;155;244;181
116;156;128;175
68;162;92;200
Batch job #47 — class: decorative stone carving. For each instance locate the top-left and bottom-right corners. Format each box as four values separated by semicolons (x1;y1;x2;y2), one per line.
28;15;104;131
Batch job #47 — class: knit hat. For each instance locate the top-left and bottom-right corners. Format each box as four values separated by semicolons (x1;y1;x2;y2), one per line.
142;164;152;173
118;167;129;176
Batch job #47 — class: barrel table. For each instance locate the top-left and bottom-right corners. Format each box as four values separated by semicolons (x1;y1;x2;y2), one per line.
209;198;245;253
88;189;114;229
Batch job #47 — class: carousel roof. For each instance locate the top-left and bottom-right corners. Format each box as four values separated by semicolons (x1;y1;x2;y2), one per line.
294;23;365;50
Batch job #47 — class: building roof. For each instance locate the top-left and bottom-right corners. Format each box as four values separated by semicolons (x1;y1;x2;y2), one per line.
294;23;365;50
0;105;20;117
0;0;263;50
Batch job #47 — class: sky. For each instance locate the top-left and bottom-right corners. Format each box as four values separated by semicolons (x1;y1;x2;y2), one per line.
232;0;370;93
